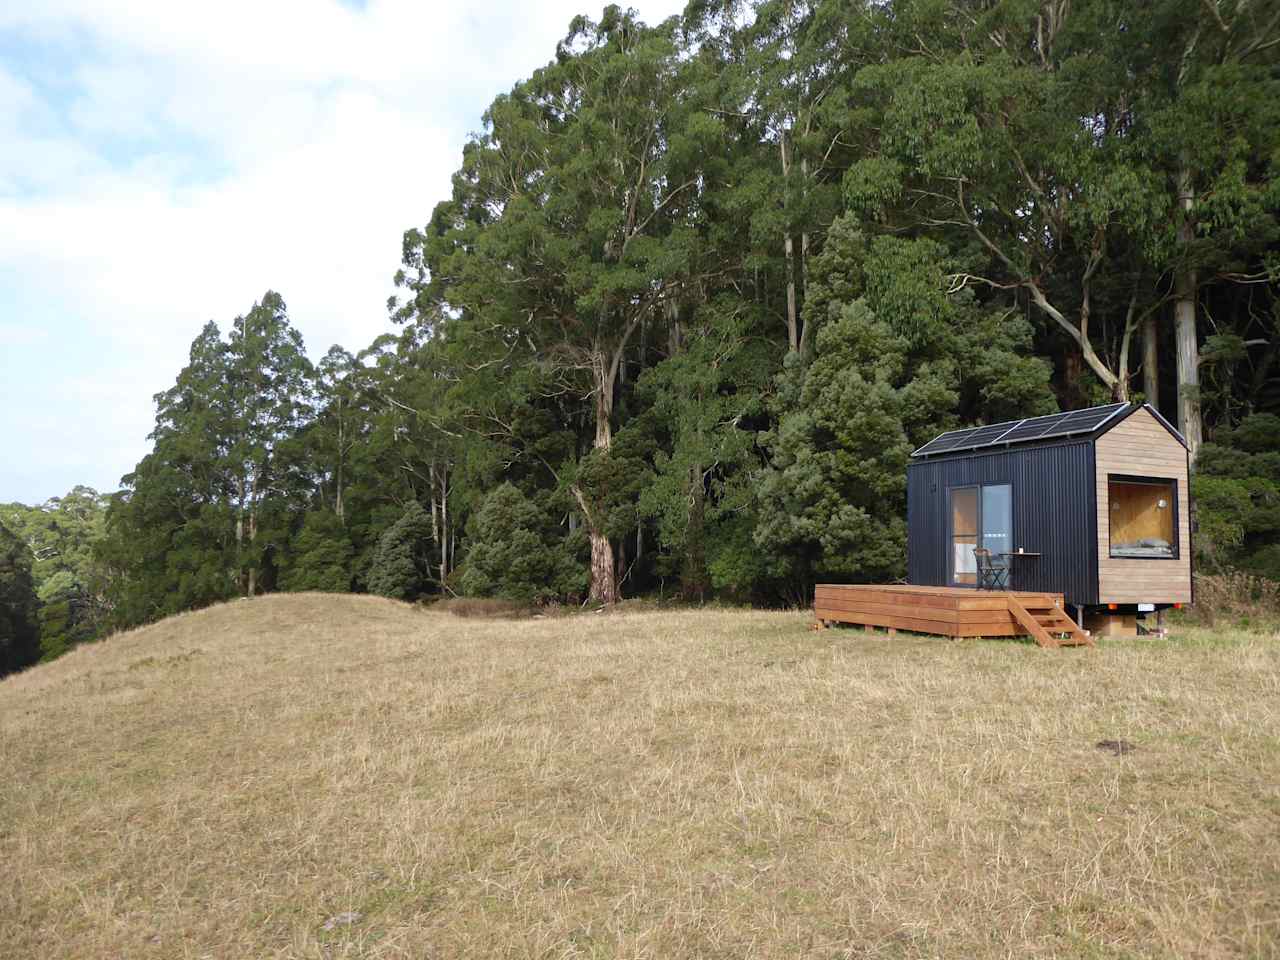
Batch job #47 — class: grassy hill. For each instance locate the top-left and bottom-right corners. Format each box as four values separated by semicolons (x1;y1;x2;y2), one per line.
1;594;1277;958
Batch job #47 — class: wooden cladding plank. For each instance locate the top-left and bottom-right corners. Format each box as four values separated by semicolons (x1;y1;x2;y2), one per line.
1111;483;1174;544
816;585;962;606
817;592;962;612
814;598;1021;626
812;598;958;619
816;606;1028;638
816;585;1060;605
956;595;1061;610
816;584;949;593
1095;408;1193;604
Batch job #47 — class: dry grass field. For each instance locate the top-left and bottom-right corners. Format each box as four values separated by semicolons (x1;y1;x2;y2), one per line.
1;594;1278;959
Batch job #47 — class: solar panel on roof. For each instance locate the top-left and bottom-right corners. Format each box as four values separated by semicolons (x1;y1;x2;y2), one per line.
998;417;1063;443
911;424;998;457
911;403;1131;457
1031;403;1127;441
912;422;1014;456
968;424;1016;442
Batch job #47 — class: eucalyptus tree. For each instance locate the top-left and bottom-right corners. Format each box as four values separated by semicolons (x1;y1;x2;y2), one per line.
730;0;870;355
310;346;364;524
115;320;240;614
223;292;315;595
100;294;316;626
845;0;1171;403
848;0;1279;452
1108;0;1280;455
396;7;726;602
353;319;479;589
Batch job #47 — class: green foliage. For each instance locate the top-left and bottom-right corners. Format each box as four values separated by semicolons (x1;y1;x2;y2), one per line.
367;502;436;602
1;486;110;660
281;512;354;593
636;298;774;599
0;521;40;676
754;299;928;591
83;0;1278;621
37;599;75;662
1194;414;1280;573
459;484;585;604
755;223;1054;596
99;293;316;628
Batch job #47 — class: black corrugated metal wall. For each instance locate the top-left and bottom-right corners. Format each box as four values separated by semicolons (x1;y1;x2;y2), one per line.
907;441;1099;605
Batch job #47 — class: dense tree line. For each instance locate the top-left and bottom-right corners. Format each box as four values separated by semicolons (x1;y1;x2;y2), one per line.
2;0;1277;672
1;488;110;671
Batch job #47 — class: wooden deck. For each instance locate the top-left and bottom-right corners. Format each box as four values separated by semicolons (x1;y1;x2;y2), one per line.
814;584;1094;648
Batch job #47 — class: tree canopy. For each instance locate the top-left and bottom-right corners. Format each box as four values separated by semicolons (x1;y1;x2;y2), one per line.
2;0;1273;673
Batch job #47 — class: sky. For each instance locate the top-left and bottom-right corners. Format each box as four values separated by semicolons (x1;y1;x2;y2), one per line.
0;0;687;505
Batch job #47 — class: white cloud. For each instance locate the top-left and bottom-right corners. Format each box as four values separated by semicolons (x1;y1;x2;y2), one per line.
0;0;686;502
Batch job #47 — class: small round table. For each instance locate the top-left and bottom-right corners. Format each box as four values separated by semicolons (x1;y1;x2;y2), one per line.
999;551;1041;590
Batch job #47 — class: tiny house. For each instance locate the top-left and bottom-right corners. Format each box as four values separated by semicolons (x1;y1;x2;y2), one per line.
906;402;1192;628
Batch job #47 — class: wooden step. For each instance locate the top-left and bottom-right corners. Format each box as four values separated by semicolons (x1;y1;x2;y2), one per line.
1033;613;1094;647
1005;594;1095;648
1006;595;1058;648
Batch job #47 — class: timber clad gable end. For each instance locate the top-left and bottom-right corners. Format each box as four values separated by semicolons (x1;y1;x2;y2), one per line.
1094;408;1193;604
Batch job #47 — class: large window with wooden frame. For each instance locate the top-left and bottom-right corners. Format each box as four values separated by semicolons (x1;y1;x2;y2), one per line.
1109;476;1177;559
949;483;1012;585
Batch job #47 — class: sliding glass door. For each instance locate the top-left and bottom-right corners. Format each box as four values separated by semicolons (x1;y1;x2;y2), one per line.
982;484;1012;558
951;487;979;586
949;483;1012;586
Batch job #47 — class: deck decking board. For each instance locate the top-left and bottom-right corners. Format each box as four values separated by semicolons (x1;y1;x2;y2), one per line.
815;584;1083;645
813;598;1042;626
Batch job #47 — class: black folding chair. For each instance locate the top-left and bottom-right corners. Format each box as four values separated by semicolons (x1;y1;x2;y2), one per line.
974;547;1008;590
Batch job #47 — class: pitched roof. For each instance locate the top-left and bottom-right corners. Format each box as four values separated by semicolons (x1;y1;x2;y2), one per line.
911;402;1187;459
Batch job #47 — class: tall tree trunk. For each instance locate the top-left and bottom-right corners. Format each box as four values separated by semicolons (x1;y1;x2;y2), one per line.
236;477;247;596
1143;314;1159;407
1174;163;1202;458
588;528;616;604
335;416;345;524
440;462;449;585
799;155;811;355
1062;349;1085;409
578;351;620;604
780;131;799;353
429;462;441;572
246;508;257;596
681;462;709;601
573;483;618;606
1114;288;1139;402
